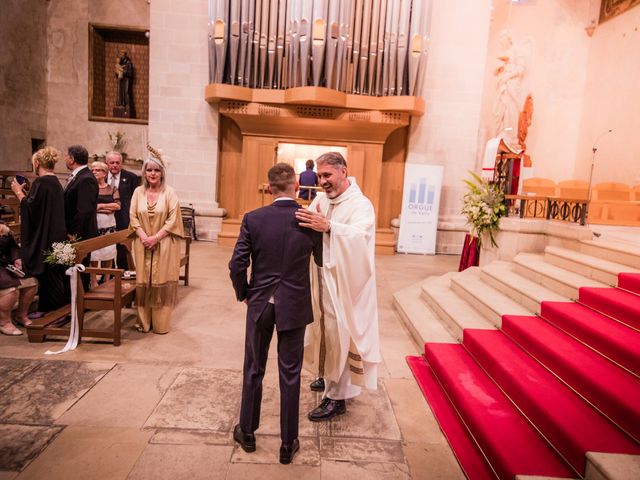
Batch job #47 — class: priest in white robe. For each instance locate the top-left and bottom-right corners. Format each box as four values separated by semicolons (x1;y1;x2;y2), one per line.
295;151;381;421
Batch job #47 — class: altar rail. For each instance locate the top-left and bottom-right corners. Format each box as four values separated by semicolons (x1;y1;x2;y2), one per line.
505;195;589;226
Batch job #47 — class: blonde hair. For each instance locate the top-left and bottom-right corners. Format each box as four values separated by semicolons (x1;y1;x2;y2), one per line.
90;161;108;173
142;159;166;190
32;146;61;170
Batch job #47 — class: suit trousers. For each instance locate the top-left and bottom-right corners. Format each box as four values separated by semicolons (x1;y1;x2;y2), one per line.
239;303;305;444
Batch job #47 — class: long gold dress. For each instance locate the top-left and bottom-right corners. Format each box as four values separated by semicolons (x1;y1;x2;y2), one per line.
129;185;184;333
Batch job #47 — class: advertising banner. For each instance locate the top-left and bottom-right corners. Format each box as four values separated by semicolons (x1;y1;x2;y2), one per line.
397;164;444;254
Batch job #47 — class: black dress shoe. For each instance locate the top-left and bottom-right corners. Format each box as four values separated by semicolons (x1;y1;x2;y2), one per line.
310;377;325;392
307;397;346;422
279;438;300;464
233;424;256;452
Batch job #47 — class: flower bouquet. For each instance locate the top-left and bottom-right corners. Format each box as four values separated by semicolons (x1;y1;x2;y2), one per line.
461;172;507;248
44;241;77;266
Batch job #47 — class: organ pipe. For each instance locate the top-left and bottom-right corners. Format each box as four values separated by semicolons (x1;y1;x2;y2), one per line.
208;0;431;96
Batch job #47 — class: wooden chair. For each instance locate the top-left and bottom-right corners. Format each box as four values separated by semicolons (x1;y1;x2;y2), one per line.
522;177;557;197
557;180;589;201
632;184;640;201
592;182;632;202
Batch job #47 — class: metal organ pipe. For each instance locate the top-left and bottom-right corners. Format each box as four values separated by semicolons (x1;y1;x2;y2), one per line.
207;0;431;96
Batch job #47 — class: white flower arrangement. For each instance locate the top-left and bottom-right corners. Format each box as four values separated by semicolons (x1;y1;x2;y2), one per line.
44;241;77;266
461;172;507;248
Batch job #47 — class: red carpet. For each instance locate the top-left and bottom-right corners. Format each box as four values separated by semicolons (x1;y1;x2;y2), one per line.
541;301;640;376
421;343;574;479
406;355;495;480
579;286;640;330
501;314;640;442
464;329;640;475
619;272;640;295
408;270;640;479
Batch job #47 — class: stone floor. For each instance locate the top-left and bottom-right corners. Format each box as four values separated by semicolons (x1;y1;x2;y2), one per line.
0;242;464;480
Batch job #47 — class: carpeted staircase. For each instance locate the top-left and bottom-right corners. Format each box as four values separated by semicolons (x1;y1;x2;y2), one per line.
396;236;640;479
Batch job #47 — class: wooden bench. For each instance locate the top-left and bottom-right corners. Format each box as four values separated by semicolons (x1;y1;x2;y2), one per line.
26;229;192;345
26;229;136;346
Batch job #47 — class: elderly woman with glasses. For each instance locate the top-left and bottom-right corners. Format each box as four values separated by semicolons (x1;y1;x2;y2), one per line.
129;146;184;334
89;161;121;287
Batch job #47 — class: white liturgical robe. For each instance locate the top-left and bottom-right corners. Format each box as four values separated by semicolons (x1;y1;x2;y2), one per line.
304;179;381;397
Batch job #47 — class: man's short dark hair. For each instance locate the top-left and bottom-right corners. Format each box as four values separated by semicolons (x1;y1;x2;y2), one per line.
315;152;347;169
268;163;296;194
305;159;315;169
67;145;89;165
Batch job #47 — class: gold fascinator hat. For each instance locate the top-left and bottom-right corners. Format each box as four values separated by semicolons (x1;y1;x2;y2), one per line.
146;143;169;169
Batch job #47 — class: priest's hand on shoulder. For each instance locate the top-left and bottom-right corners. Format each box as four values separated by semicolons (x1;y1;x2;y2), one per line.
295;205;330;233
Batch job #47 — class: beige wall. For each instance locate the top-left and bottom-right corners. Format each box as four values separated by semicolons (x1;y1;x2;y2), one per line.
149;0;222;240
479;0;591;182
574;6;640;186
0;0;48;170
479;0;640;188
407;0;493;218
46;0;149;169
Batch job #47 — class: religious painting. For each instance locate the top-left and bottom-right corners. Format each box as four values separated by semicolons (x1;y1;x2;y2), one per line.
599;0;640;24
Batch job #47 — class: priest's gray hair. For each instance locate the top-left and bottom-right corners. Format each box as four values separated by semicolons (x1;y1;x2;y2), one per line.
315;152;347;169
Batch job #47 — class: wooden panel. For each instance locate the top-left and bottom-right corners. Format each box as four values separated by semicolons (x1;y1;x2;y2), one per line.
240;136;278;216
346;143;384;228
218;116;243;219
361;144;383;221
206;84;425;116
379;127;408;229
346;145;365;188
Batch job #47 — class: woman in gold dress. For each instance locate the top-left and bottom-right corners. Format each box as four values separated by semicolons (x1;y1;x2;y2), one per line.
129;146;184;334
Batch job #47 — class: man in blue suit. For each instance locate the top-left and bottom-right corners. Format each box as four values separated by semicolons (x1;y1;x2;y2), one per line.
229;163;322;464
298;159;318;200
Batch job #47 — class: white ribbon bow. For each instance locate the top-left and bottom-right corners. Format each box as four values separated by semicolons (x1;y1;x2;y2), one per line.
45;263;86;355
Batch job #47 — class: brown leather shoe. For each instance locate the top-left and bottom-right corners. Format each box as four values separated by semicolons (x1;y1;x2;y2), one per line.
279;438;300;464
308;397;346;422
233;424;256;452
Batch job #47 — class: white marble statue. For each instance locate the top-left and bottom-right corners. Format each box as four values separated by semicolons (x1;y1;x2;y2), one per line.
493;31;527;148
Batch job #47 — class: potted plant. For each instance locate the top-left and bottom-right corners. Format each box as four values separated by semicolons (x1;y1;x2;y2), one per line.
459;172;507;270
462;172;507;248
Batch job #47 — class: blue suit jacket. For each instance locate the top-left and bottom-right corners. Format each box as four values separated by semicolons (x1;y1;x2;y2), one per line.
298;169;318;200
229;199;323;331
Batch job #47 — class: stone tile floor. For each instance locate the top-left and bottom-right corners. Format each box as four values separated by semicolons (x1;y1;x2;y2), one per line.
0;243;464;480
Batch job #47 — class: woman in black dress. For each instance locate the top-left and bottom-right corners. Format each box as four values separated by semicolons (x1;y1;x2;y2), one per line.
11;147;68;319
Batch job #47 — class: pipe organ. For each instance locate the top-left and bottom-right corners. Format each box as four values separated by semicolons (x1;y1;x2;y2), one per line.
208;0;432;97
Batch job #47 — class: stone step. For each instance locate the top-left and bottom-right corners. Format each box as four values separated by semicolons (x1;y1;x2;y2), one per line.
585;452;640;480
545;245;640;287
392;283;456;349
420;273;495;340
449;267;531;327
480;262;569;314
580;239;640;270
513;253;607;300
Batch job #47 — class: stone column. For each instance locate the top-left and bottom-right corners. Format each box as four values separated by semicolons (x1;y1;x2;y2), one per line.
149;0;223;241
407;0;492;253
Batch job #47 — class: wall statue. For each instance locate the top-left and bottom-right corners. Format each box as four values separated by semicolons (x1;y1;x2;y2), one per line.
114;50;134;117
518;94;534;167
493;31;530;148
